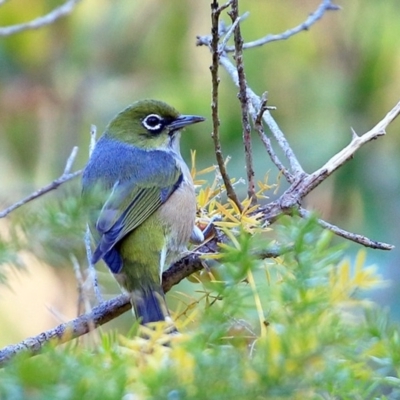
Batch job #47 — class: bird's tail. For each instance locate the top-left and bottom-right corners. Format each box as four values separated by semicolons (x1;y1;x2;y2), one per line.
131;286;177;332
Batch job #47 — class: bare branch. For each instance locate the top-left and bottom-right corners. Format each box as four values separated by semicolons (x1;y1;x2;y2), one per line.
254;110;294;182
298;100;400;199
197;2;398;249
219;11;249;51
299;208;394;251
0;0;83;37
84;226;103;303
0;235;224;366
257;100;400;249
0;147;81;218
219;53;305;177
229;1;256;203
210;0;243;211
0;293;131;367
89;125;97;156
83;124;103;303
224;0;340;52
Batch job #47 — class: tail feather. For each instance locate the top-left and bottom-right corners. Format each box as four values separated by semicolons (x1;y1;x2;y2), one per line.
131;287;177;331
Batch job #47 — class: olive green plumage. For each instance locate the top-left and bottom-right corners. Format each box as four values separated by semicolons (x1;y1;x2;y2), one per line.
82;99;205;327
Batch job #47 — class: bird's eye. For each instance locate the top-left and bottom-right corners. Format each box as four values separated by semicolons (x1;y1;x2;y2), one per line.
142;114;163;132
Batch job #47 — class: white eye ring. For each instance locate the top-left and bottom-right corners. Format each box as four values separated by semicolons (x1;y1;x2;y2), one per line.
142;114;163;131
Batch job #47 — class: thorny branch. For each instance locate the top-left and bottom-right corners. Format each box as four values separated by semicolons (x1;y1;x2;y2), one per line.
0;0;83;37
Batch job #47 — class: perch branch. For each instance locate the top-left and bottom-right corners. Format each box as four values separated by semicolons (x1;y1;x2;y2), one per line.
0;236;222;367
0;0;83;37
1;96;398;364
1;0;398;369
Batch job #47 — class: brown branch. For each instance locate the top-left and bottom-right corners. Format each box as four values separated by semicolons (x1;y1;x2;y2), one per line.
229;1;256;204
0;293;131;367
0;0;83;37
210;0;243;212
215;32;400;249
0;236;223;367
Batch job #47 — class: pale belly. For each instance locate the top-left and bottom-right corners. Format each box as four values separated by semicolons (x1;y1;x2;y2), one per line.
157;177;196;266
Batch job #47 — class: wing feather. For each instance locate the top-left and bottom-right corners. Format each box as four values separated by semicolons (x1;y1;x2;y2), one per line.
83;138;183;264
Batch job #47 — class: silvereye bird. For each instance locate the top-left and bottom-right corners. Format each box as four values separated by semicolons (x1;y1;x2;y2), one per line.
82;99;205;328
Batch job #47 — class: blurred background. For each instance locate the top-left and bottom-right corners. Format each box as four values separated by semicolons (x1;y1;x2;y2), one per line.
0;0;399;346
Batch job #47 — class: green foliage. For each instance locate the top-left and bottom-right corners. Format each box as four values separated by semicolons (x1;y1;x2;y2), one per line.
1;217;399;399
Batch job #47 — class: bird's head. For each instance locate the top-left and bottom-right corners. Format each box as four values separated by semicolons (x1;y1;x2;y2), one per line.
105;99;205;151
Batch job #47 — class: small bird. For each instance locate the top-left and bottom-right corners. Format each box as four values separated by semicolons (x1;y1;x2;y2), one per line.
82;99;205;329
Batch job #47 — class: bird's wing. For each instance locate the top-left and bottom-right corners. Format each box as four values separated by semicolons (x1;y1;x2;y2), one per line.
88;145;183;264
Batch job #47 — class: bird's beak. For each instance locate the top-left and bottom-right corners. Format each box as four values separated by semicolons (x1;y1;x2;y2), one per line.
168;115;205;132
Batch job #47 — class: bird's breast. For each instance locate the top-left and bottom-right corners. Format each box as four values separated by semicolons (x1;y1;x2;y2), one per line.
158;174;196;264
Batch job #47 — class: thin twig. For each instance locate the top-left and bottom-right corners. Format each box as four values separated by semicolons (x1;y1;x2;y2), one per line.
229;1;256;204
210;0;243;211
219;11;249;51
197;1;337;178
253;101;293;182
84;124;103;303
299;208;394;250
218;53;305;177
89;125;97;156
72;255;86;316
298;100;400;199
0;147;81;218
258;101;400;249
224;0;340;52
71;255;101;346
0;0;83;37
85;227;103;303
